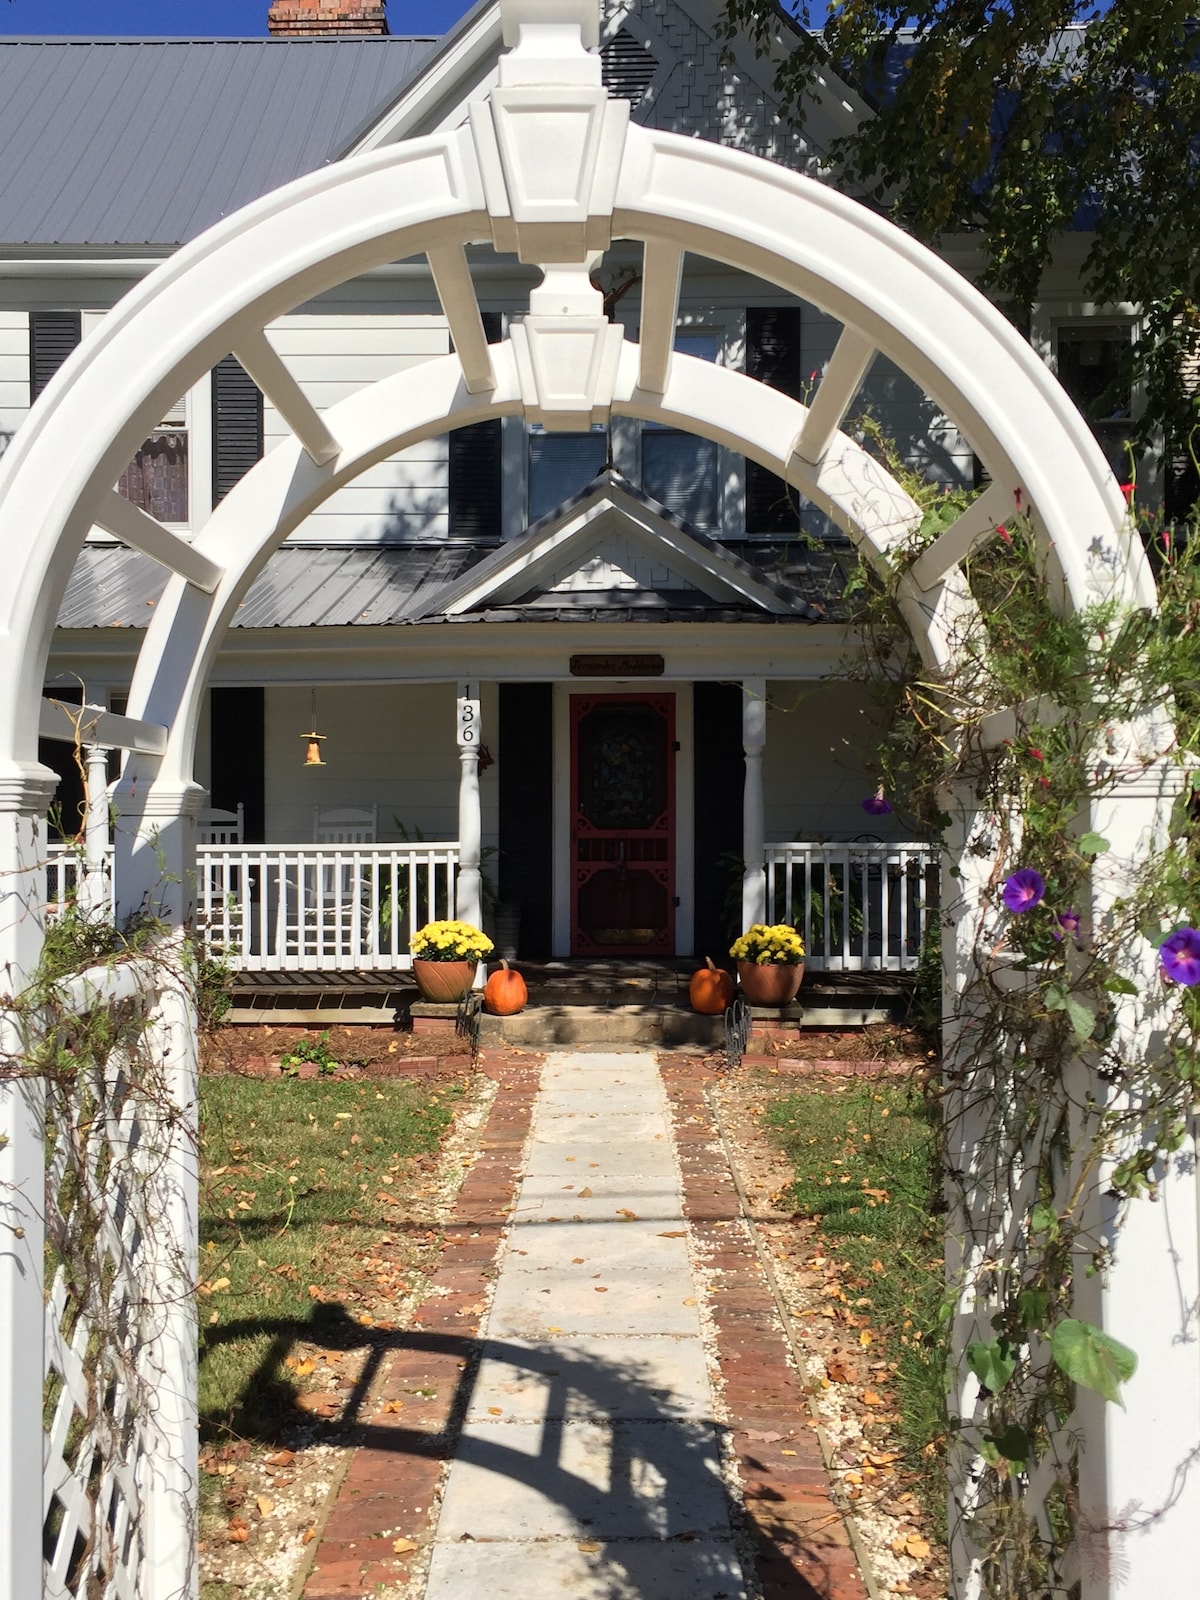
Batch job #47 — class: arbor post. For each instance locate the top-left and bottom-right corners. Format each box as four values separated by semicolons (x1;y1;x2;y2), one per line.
0;763;59;1600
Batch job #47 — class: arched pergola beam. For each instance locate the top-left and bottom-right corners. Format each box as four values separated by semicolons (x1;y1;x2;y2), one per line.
122;344;969;795
0;122;1153;779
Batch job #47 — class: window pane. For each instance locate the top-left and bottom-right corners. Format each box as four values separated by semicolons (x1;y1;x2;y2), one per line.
1057;326;1132;420
119;431;188;522
642;431;718;529
528;430;608;521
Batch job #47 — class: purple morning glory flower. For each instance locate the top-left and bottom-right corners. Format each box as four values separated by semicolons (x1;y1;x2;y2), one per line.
1052;909;1081;942
1160;928;1200;986
1002;869;1045;914
862;790;893;816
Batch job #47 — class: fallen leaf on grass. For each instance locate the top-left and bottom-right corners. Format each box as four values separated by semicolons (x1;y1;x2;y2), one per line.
859;1329;873;1347
658;1231;686;1238
862;1390;884;1406
226;1519;250;1543
577;1540;601;1553
746;1429;783;1443
265;1449;296;1466
256;1496;274;1517
906;1535;931;1559
577;1187;593;1198
302;1526;315;1544
572;1257;586;1264
392;1537;418;1554
616;1209;638;1221
682;1296;696;1306
825;1359;853;1383
488;1407;503;1415
381;1400;405;1414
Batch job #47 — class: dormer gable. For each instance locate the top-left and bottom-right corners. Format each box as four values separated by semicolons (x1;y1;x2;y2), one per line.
413;470;820;619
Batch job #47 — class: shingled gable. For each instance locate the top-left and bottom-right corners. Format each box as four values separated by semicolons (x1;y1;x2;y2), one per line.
417;470;818;619
341;0;868;161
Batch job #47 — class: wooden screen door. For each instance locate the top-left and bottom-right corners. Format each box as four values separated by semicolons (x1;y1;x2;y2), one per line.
570;693;675;957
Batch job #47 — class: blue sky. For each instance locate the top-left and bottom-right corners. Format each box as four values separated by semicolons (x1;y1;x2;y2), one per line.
0;0;476;35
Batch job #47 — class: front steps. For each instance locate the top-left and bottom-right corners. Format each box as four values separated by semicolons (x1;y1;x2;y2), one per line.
228;961;912;1034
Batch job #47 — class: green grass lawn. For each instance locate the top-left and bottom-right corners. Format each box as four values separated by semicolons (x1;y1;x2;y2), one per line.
765;1077;947;1507
198;1074;461;1442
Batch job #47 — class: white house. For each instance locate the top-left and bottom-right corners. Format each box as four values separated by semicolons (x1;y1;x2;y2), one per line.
6;0;1133;967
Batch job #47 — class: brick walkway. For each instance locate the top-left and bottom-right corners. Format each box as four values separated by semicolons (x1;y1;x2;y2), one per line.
303;1048;869;1600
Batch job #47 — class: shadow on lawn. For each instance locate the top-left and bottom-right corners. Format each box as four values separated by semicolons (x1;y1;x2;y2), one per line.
202;1304;851;1600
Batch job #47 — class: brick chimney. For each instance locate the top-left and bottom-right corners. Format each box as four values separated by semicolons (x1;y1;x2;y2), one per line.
267;0;389;35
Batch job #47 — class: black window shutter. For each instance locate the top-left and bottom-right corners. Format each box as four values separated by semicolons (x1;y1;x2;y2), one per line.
211;355;264;504
746;307;804;535
30;311;82;401
448;312;502;540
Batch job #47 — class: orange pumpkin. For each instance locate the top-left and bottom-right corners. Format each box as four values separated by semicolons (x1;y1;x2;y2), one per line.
689;957;735;1015
484;959;528;1016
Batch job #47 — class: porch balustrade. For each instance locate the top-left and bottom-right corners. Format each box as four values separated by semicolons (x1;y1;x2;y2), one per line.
764;841;939;972
48;839;936;973
196;842;460;971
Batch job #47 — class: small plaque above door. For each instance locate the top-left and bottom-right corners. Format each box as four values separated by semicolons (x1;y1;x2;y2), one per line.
570;654;665;677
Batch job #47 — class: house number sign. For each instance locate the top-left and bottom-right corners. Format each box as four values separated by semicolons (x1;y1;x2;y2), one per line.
457;686;481;748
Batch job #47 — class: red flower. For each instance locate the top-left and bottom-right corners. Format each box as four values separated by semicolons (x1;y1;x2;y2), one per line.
996;523;1012;545
1013;487;1023;510
1119;482;1134;503
1028;747;1044;761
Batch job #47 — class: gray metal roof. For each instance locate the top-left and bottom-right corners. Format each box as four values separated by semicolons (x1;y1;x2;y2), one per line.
56;537;851;631
0;37;436;247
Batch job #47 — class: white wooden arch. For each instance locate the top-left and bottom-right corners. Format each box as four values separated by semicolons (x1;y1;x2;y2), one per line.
0;4;1191;1599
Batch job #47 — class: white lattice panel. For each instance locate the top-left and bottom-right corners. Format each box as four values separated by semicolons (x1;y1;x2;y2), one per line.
42;1016;153;1599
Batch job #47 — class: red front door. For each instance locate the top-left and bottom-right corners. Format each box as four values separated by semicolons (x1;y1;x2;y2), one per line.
570;693;675;957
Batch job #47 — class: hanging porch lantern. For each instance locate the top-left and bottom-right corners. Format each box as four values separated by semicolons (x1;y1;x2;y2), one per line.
302;688;326;767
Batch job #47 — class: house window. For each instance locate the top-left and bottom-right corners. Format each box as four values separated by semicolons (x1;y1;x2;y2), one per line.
117;395;189;523
641;331;719;530
528;427;609;522
1055;322;1134;478
745;306;806;536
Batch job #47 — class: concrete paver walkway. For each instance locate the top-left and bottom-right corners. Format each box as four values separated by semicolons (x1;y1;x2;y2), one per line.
423;1050;748;1598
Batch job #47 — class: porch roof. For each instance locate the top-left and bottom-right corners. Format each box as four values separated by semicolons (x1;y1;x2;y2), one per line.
57;537;852;631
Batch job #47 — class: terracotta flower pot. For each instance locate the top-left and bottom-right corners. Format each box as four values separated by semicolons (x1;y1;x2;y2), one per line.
411;958;477;1003
737;959;803;1006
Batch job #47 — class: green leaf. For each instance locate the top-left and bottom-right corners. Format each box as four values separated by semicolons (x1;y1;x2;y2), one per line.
1078;832;1110;856
1017;1286;1049;1329
1030;1203;1059;1237
1051;1318;1137;1405
1103;975;1139;996
987;1424;1031;1468
967;1338;1016;1394
1045;984;1096;1040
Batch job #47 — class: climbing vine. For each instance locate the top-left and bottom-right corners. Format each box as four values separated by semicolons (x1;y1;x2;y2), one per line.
847;455;1200;1595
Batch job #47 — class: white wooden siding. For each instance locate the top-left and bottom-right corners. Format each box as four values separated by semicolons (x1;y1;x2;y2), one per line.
763;681;905;840
0;310;26;460
262;681;499;850
264;315;451;544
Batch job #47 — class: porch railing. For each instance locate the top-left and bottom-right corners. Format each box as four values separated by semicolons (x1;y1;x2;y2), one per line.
196;842;460;971
47;839;937;974
765;841;939;971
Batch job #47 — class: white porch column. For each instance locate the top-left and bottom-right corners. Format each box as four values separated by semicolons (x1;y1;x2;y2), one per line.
77;742;111;918
741;678;767;930
455;682;483;933
0;762;59;1600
